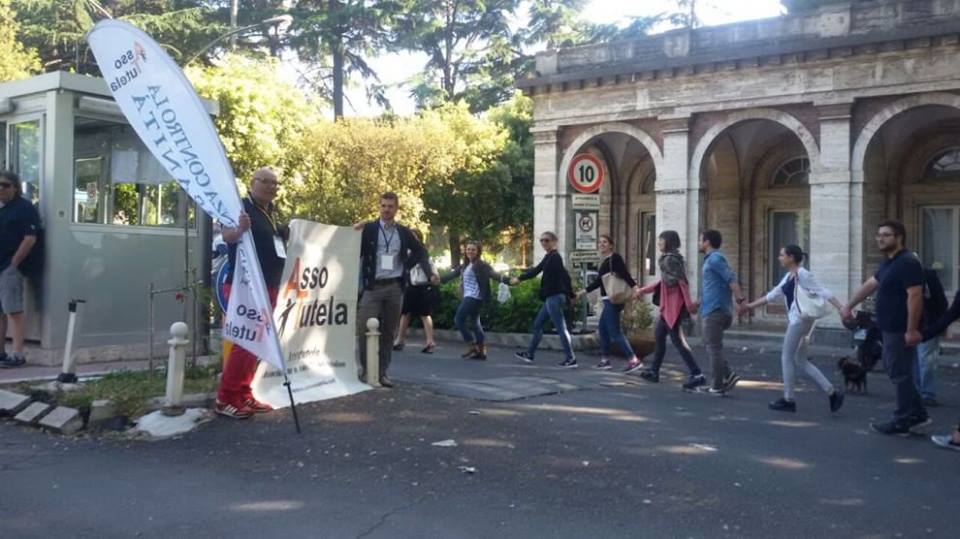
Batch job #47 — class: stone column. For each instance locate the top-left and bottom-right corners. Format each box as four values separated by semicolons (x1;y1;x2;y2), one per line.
811;104;855;327
658;117;699;295
531;125;566;261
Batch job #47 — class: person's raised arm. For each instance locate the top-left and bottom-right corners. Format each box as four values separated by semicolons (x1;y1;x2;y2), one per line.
221;212;251;244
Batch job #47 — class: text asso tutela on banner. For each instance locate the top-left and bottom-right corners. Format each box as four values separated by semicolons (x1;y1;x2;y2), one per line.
252;220;370;408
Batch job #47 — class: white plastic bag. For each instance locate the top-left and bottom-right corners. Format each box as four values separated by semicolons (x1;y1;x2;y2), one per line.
497;282;512;303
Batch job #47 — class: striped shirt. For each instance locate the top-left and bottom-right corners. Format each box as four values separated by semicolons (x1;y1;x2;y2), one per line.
463;263;482;299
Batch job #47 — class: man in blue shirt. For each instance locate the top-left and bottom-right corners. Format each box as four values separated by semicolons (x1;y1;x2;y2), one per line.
0;171;40;369
843;220;929;436
693;230;745;394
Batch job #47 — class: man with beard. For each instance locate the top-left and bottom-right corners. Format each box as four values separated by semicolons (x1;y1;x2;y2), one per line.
843;220;930;436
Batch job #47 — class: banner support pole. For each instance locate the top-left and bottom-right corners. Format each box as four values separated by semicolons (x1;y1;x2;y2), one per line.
283;374;301;434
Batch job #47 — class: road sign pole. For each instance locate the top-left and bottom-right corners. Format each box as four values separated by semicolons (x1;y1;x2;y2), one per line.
581;265;589;333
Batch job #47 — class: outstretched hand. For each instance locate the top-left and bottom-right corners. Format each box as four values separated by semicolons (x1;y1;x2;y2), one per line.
509;277;520;286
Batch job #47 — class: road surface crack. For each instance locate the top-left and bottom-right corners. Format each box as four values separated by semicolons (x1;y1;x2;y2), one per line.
355;495;427;539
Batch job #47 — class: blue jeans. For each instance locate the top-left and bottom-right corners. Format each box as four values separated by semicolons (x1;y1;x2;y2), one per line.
527;293;574;360
598;299;636;359
455;297;485;344
914;338;939;400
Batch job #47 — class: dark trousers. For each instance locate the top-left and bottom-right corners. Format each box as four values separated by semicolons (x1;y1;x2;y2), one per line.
881;331;927;425
357;281;403;376
650;316;701;376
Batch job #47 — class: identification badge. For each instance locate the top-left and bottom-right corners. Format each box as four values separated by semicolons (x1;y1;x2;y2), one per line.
380;254;395;271
273;236;286;259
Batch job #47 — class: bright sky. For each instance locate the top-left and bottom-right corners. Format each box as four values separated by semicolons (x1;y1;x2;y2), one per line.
333;0;787;117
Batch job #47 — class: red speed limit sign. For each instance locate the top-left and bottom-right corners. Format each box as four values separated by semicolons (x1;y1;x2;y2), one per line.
568;154;604;193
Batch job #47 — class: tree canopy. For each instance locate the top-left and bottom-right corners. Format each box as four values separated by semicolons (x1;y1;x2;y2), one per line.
0;0;40;82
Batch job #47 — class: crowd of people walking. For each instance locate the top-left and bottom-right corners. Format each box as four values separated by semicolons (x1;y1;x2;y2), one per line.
211;176;957;453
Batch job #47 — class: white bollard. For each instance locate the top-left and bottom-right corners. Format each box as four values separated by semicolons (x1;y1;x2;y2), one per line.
365;317;381;387
57;299;85;384
163;321;190;417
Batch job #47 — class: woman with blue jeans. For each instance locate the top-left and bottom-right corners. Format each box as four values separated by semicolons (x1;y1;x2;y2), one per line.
442;241;506;360
513;232;577;368
740;245;845;414
577;235;643;372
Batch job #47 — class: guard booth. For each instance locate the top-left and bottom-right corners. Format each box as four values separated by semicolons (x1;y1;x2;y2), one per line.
0;72;212;365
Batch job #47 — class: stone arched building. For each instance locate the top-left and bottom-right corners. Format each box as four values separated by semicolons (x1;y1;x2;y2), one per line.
518;0;960;340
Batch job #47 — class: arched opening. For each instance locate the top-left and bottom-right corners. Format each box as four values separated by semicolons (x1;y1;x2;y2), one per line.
861;104;960;295
698;119;813;324
560;125;660;286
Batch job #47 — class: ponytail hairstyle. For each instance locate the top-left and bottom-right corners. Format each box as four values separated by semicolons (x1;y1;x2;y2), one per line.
783;244;805;265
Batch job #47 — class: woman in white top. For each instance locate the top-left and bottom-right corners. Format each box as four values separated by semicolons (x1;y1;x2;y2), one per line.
740;245;846;414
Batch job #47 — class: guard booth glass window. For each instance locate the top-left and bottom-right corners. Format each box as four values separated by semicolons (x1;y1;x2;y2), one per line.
10;121;41;204
73;117;195;227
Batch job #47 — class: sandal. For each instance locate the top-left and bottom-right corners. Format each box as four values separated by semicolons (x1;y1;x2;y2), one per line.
421;343;436;354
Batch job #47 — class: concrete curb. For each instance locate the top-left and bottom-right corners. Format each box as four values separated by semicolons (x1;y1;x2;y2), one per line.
407;328;599;352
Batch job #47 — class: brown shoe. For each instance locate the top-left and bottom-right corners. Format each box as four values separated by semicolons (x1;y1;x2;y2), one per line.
475;345;487;360
461;343;478;358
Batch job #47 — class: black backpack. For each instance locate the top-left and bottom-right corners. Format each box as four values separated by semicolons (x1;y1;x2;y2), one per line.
922;268;948;330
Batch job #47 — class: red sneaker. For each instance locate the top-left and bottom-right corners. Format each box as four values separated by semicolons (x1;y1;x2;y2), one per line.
243;397;274;413
215;400;255;419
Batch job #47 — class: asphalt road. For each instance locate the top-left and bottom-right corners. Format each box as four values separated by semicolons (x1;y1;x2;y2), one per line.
1;341;958;538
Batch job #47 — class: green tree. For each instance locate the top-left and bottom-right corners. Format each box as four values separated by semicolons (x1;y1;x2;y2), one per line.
290;0;399;118
185;53;321;191
488;92;534;266
419;101;515;265
12;0;227;74
287;116;450;227
0;0;40;81
393;0;523;112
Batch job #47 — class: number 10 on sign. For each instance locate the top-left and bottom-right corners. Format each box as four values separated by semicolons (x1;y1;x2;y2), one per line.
568;154;604;193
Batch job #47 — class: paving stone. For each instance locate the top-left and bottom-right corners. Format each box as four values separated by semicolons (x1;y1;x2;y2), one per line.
14;402;52;425
39;406;83;435
87;399;117;429
0;389;32;416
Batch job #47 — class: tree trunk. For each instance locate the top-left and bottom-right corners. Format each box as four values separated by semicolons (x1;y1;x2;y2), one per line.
329;0;344;119
332;37;344;119
448;232;462;270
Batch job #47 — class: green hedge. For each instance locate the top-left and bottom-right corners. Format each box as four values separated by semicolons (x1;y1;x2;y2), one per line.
428;278;582;334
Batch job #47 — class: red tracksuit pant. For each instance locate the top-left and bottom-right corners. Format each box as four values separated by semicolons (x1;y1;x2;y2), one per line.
217;284;279;405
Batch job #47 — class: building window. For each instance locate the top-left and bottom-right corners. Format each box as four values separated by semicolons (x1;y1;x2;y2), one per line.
73;117;195;227
9;120;41;205
640;212;656;277
921;207;958;294
925;148;960;179
770;156;810;188
769;210;810;288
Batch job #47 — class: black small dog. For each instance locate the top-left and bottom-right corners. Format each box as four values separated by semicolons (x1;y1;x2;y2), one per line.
838;356;868;394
